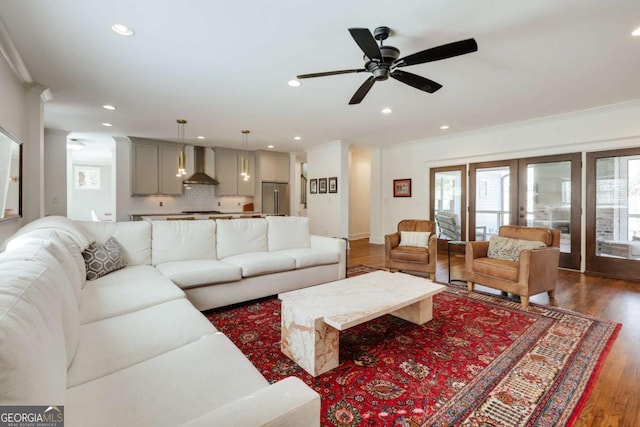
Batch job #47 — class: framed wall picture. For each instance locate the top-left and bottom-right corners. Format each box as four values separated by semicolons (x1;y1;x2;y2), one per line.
328;177;338;193
75;166;101;190
319;178;327;193
310;179;317;194
393;178;411;197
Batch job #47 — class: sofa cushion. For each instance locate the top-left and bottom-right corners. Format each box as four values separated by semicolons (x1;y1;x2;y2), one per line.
222;252;296;277
487;235;546;262
275;248;339;269
216;218;268;259
152;220;216;265
68;299;216;387
0;244;80;367
472;257;519;282
267;216;310;251
5;215;93;251
389;246;429;263
399;231;430;248
499;226;553;246
65;333;269;427
77;221;152;266
155;260;242;289
5;229;83;302
83;237;127;280
0;257;68;404
79;265;185;324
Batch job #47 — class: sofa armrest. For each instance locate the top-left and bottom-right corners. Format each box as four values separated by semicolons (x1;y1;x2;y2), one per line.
518;247;560;293
384;232;400;254
466;241;489;259
181;377;320;427
310;235;347;279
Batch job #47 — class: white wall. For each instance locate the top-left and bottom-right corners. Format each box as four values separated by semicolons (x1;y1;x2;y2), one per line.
348;148;371;240
307;140;349;238
0;39;27;242
44;128;68;216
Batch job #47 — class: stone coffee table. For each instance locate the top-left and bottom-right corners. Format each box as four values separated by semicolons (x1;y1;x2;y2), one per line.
279;270;446;376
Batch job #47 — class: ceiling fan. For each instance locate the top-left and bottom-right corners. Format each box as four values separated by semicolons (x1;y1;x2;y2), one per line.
296;26;478;105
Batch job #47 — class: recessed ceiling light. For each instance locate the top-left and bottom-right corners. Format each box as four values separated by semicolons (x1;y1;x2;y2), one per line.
381;107;392;114
197;136;205;140
632;26;640;36
440;125;450;130
294;136;302;141
102;104;116;110
288;79;301;87
267;145;275;149
102;122;113;127
112;24;134;36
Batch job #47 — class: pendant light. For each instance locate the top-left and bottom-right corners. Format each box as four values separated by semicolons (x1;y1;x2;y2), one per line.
240;129;250;181
176;119;187;177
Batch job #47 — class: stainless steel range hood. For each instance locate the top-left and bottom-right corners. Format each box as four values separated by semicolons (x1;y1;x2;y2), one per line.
183;146;218;185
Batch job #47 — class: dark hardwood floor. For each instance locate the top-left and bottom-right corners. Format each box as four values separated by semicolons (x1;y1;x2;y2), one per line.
348;238;640;427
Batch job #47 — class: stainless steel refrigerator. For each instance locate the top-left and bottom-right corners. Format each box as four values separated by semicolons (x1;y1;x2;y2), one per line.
262;182;290;215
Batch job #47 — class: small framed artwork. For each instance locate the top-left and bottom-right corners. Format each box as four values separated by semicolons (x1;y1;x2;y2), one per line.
328;177;338;193
310;179;318;194
393;178;411;197
319;178;328;193
75;166;101;190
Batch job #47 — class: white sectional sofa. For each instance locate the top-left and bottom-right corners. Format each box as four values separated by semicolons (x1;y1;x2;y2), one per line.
0;215;346;426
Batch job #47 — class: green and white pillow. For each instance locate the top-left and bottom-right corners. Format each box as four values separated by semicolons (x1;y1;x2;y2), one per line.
487;235;546;262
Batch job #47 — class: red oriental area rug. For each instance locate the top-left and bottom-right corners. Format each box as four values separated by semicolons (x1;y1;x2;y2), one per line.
206;266;620;426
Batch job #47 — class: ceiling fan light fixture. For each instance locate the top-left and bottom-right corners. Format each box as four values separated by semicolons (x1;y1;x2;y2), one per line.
288;79;301;87
102;104;116;110
112;24;134;36
294;136;302;141
381;107;392;114
101;122;113;127
67;139;85;151
440;125;450;130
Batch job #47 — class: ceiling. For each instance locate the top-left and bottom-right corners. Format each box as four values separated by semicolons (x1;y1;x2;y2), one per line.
1;0;640;153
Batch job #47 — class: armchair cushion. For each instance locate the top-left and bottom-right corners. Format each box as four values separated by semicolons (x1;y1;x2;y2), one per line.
487;236;546;262
399;231;430;248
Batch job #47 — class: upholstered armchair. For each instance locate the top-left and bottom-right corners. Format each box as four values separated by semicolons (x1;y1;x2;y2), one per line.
465;225;560;308
385;219;437;280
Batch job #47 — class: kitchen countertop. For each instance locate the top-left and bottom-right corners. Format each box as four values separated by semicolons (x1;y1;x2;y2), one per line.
134;212;265;221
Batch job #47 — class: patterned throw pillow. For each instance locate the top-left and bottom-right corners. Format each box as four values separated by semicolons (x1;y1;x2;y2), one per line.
487;235;546;262
82;237;127;280
399;231;431;248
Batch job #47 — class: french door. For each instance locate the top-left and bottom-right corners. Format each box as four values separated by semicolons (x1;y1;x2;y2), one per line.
469;154;581;270
586;148;640;280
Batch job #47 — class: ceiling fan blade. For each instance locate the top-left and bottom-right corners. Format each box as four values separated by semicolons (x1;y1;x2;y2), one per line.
348;28;382;61
395;38;478;67
391;70;442;93
297;69;366;79
349;76;376;105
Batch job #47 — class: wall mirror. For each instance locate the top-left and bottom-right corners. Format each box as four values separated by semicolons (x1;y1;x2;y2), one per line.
0;127;21;222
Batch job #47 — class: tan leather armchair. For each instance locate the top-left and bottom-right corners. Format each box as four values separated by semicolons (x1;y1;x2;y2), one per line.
385;220;437;280
465;225;560;308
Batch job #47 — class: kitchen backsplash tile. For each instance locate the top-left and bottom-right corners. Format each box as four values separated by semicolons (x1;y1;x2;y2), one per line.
131;185;253;214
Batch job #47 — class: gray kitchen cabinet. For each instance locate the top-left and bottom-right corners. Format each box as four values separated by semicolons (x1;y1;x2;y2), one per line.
130;138;183;195
214;148;255;196
259;151;289;183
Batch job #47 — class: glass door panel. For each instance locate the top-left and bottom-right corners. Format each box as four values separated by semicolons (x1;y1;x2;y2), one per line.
518;153;581;269
587;149;640;280
431;167;465;240
469;161;518;241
